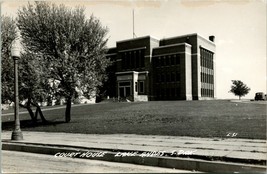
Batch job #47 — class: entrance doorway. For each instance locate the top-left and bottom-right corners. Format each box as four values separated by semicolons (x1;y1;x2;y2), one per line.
119;86;131;98
118;81;131;99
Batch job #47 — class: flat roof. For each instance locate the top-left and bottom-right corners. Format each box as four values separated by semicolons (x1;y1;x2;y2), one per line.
160;33;215;45
117;35;159;44
153;43;192;50
110;33;215;49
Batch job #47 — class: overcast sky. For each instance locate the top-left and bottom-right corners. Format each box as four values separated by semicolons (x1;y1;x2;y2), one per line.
2;0;266;99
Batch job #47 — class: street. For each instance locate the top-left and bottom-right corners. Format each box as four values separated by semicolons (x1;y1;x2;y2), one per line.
2;150;195;173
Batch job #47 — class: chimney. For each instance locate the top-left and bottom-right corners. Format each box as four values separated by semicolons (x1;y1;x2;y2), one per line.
209;35;215;42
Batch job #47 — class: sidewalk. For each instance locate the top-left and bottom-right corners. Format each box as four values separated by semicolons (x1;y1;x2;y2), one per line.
1;131;266;173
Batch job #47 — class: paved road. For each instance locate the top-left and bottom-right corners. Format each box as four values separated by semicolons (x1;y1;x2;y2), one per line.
2;150;194;173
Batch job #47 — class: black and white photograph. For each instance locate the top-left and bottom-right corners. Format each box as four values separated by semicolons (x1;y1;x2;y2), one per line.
1;0;266;173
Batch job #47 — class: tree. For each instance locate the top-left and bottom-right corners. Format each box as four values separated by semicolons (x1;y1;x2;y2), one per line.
17;2;110;122
1;15;17;104
18;51;50;123
1;15;48;123
229;80;250;100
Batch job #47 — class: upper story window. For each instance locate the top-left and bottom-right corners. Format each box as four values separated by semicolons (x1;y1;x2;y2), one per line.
200;47;214;70
121;49;146;70
176;55;180;64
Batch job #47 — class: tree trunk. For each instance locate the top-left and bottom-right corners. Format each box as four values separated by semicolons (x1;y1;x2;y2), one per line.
65;97;72;123
35;104;48;123
19;102;36;123
27;106;37;123
31;102;47;123
239;96;241;100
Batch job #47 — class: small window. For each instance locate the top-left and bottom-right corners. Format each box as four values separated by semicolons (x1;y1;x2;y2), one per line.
157;74;161;83
161;74;165;82
166;73;170;82
140;50;145;67
171;56;175;65
166;57;170;66
176;72;180;81
139;81;144;93
135;82;138;92
171;72;175;82
153;58;157;67
176;55;180;64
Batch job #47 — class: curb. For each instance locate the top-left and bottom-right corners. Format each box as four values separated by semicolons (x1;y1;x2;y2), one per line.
2;142;266;173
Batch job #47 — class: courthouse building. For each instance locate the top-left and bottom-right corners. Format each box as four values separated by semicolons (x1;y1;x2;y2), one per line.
105;33;216;101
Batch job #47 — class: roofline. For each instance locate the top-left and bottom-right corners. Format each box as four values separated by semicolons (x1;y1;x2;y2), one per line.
107;47;117;50
153;43;192;50
117;35;159;44
161;33;215;45
115;71;149;75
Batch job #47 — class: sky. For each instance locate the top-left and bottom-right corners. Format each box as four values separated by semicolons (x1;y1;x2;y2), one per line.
1;0;266;99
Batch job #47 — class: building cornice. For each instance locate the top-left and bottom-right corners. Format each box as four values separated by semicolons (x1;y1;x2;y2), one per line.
118;47;146;53
117;36;159;44
161;33;215;46
153;43;192;50
115;71;149;75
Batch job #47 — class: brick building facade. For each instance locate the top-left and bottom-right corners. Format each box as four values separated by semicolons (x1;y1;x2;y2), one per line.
105;33;216;101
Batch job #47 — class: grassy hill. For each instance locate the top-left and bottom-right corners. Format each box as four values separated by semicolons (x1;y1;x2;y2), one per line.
2;100;266;139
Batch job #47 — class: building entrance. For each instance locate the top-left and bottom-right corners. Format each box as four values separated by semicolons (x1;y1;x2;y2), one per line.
118;81;131;99
119;87;131;98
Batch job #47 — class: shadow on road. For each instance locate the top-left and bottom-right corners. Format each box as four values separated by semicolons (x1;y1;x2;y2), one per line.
2;120;65;131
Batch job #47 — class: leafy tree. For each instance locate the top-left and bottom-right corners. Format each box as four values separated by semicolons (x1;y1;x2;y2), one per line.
1;15;17;104
229;80;250;100
1;15;48;123
18;51;50;123
17;2;110;122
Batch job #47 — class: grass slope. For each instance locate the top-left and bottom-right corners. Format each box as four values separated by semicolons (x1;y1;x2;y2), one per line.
2;100;266;139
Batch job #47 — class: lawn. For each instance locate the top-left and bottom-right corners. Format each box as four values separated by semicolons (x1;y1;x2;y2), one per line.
2;100;266;139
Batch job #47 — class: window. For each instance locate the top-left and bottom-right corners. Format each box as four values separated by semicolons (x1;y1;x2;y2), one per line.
154;57;157;67
166;88;169;97
166;73;170;82
166;57;170;66
136;51;139;68
171;72;175;82
160;57;164;66
157;74;161;83
140;50;145;67
176;87;180;97
171;88;175;97
161;74;165;83
139;81;144;93
171;56;175;65
130;52;134;69
200;47;214;69
135;82;138;92
125;52;129;69
122;54;126;69
176;72;180;81
176;55;180;64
